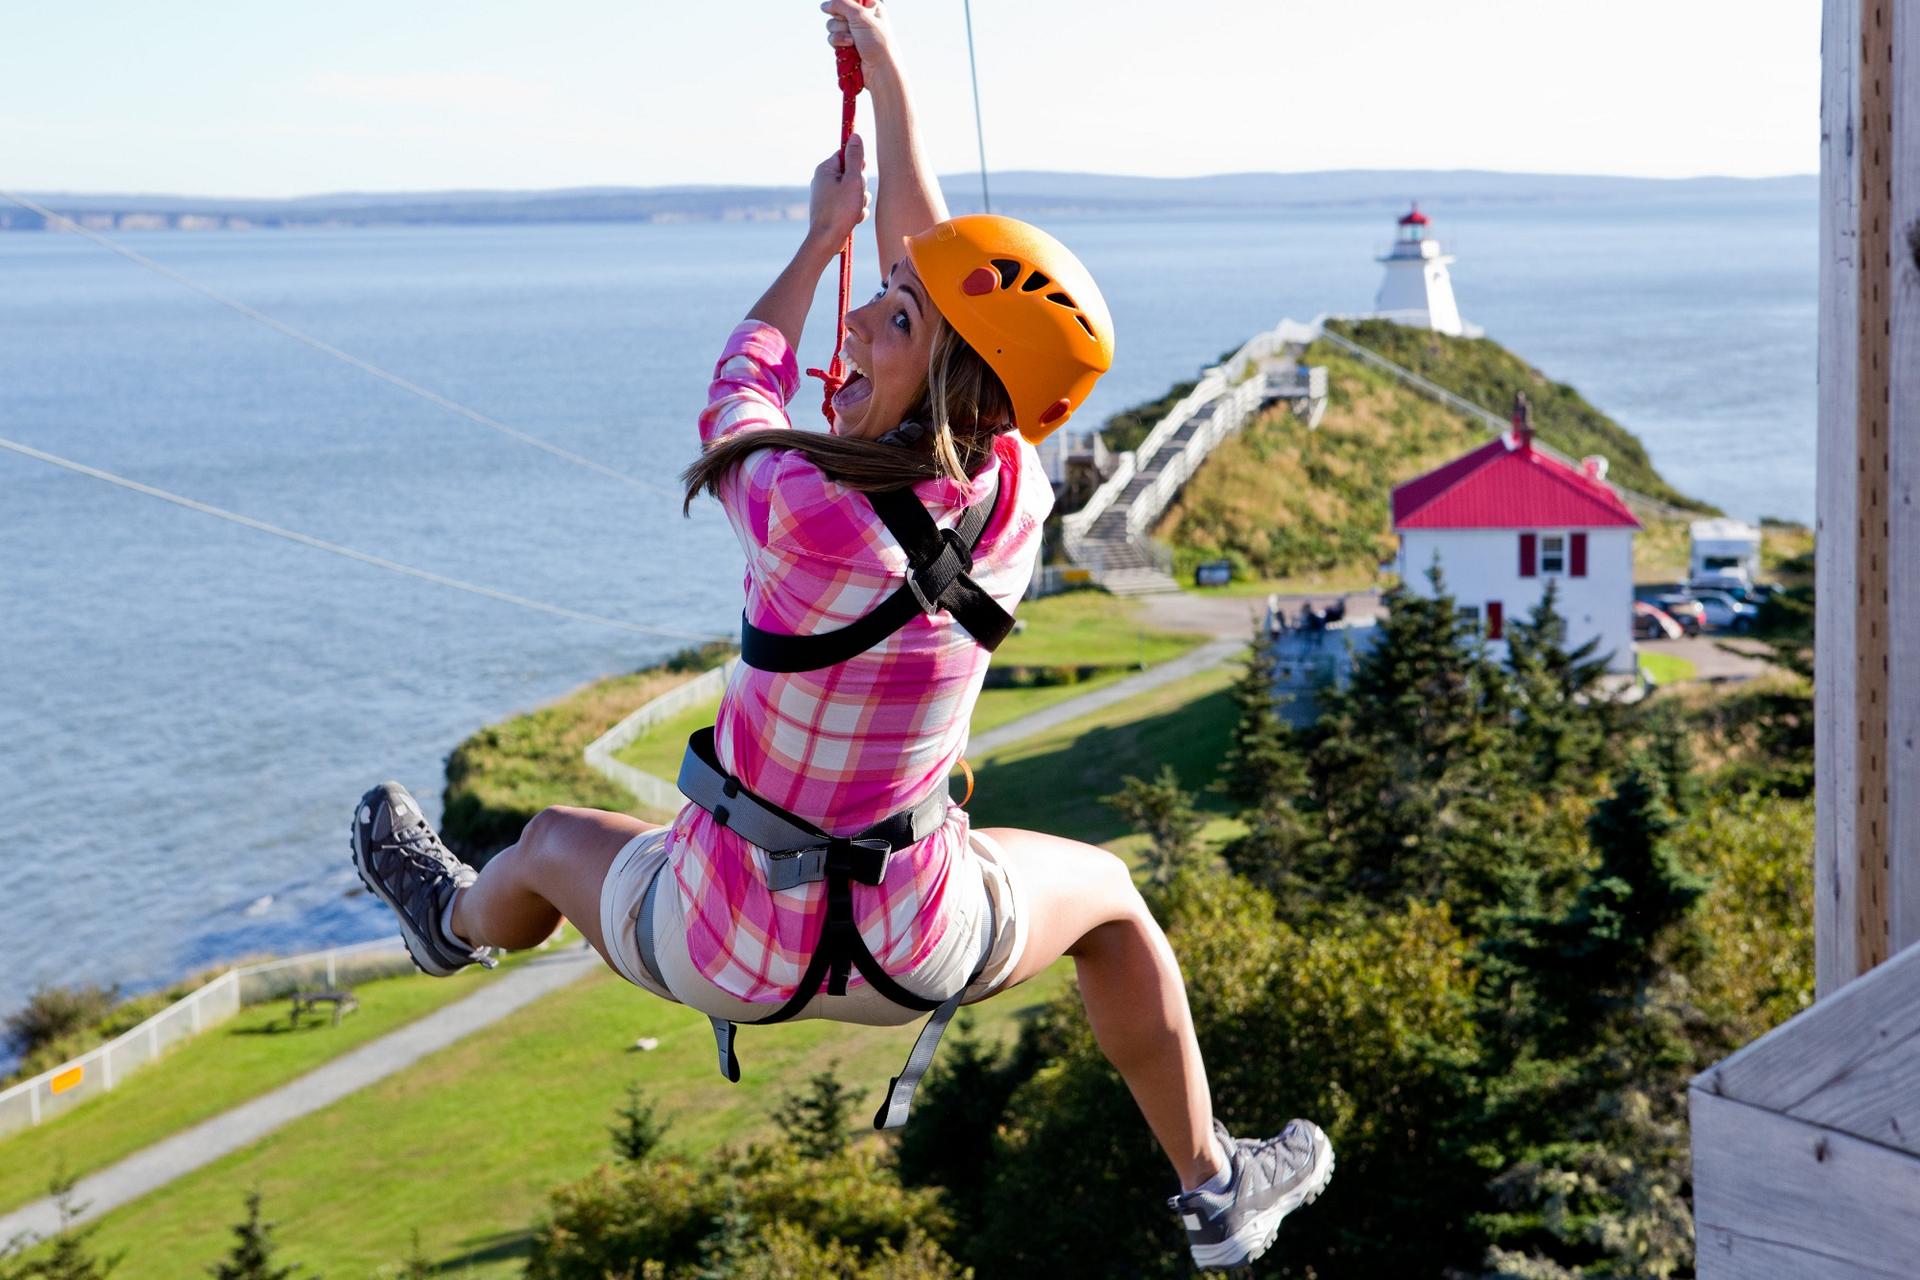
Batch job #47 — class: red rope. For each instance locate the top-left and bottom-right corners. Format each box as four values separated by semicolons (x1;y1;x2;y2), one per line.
804;43;864;427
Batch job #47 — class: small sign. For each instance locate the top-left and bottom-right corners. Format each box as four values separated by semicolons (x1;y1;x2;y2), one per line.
1195;560;1233;587
50;1065;84;1095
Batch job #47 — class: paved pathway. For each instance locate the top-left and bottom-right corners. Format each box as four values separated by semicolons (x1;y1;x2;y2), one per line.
0;947;601;1244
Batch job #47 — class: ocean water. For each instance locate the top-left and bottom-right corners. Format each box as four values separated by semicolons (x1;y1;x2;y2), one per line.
0;196;1815;1022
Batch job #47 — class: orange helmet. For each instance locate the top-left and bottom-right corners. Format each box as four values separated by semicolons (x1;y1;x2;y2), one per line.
905;215;1115;444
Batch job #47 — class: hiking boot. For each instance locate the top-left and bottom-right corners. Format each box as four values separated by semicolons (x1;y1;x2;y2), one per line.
1168;1118;1334;1271
350;781;497;977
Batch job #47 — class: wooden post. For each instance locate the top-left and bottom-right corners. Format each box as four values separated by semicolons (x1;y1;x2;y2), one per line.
1817;0;1920;996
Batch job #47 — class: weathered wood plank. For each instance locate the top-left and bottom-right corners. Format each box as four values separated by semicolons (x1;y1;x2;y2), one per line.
1691;1091;1920;1278
1816;0;1864;997
1787;1020;1920;1151
1698;935;1920;1125
1888;0;1920;957
1696;1224;1910;1280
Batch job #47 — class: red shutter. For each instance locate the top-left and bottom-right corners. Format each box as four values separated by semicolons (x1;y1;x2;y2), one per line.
1487;601;1504;640
1519;533;1537;578
1570;532;1588;578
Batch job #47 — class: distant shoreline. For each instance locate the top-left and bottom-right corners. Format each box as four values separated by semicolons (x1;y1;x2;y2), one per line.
0;168;1816;234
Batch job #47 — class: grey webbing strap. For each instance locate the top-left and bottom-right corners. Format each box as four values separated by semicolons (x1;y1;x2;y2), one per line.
872;890;998;1130
677;729;949;890
710;1018;740;1083
633;858;669;992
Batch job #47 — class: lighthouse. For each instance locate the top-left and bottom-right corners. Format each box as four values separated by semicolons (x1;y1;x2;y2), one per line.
1373;203;1466;336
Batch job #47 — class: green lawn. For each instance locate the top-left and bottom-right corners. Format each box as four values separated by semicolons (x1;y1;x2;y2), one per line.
0;943;563;1216
64;962;1070;1280
1640;652;1699;686
968;667;1240;840
991;590;1202;668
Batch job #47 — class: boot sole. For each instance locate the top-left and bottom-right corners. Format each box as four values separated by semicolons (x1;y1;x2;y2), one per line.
350;786;468;978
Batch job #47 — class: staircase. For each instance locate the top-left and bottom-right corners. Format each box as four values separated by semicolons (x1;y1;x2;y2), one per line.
1058;320;1330;598
1075;404;1221;594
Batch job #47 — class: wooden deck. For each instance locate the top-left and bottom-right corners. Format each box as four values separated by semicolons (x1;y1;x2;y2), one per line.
1690;940;1920;1277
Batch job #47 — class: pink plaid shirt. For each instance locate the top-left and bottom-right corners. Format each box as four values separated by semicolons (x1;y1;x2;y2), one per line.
665;321;1051;1003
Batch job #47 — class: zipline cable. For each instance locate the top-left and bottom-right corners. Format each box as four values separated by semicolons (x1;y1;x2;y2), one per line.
962;0;991;214
0;190;675;500
0;433;725;643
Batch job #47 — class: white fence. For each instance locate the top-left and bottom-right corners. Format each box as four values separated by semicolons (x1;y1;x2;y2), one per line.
0;935;413;1139
583;661;738;815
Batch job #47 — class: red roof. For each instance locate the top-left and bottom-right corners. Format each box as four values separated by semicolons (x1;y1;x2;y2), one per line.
1392;436;1642;530
1398;204;1429;226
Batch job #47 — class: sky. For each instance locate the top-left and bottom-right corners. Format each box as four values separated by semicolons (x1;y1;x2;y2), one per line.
3;1;1820;197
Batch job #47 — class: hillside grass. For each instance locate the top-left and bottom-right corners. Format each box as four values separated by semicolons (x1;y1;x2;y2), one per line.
1154;347;1491;583
0;946;561;1216
52;665;1241;1279
1323;318;1711;512
440;644;733;861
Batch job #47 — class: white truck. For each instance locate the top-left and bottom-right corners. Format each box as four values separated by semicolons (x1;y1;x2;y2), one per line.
1689;518;1762;587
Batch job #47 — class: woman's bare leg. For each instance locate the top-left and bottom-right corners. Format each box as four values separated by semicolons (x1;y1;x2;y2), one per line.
449;806;662;970
973;826;1222;1191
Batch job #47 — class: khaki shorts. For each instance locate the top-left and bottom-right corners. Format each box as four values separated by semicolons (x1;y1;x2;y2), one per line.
598;825;1030;1027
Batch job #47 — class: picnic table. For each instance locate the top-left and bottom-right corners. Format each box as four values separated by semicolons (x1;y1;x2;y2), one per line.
288;989;359;1028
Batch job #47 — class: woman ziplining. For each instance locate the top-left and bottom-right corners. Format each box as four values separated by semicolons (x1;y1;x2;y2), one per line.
348;2;1332;1270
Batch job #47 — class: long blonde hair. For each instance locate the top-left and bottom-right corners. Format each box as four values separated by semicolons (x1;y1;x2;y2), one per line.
681;315;1014;513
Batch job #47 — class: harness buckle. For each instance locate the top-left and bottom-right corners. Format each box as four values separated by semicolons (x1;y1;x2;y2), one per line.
830;837;894;885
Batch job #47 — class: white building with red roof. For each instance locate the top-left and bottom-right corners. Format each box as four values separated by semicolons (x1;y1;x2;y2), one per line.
1391;400;1642;673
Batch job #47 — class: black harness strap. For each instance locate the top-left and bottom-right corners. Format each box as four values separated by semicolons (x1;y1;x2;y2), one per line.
739;475;1014;673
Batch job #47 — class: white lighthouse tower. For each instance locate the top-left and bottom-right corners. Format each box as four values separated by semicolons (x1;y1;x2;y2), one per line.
1373;203;1467;336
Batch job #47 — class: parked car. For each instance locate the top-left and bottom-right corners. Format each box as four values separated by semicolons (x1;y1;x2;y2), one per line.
1688;571;1754;597
1634;601;1685;641
1692;591;1759;633
1690;577;1772;606
1654;594;1706;636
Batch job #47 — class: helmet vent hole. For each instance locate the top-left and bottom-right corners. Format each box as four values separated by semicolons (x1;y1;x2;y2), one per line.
1046;291;1077;308
1019;271;1052;293
1075;314;1097;338
990;258;1022;289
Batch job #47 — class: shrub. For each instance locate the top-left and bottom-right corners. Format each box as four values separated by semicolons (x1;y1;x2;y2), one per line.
4;986;118;1058
526;1147;960;1280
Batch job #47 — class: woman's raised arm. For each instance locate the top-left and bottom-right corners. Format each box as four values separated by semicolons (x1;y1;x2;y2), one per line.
823;0;949;278
746;135;870;355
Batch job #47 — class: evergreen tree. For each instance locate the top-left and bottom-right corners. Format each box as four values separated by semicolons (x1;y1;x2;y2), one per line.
609;1081;671;1163
1216;630;1313;896
1516;763;1708;1050
1504;579;1615;787
392;1230;432;1280
772;1064;853;1161
1295;563;1519;913
1102;766;1202;883
208;1190;300;1280
0;1175;120;1280
1219;628;1305;808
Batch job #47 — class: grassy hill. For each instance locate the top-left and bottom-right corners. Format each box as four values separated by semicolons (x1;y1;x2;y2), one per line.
1146;320;1709;585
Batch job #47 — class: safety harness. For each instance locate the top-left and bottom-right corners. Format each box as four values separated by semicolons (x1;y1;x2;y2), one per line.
638;474;1015;1129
